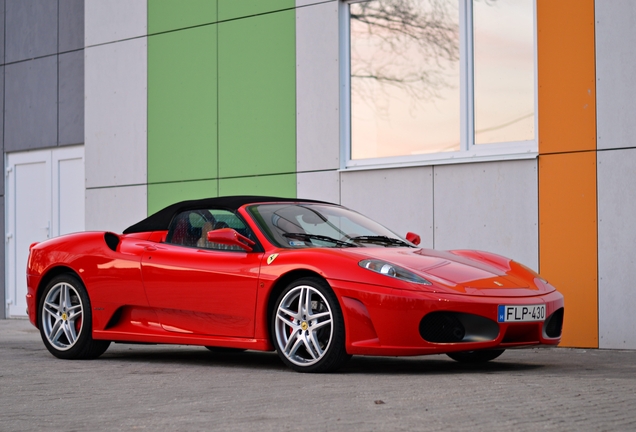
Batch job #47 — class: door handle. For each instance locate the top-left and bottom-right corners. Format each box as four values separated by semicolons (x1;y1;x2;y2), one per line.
144;245;157;252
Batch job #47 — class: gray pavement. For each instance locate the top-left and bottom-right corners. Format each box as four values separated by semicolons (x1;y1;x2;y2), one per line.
1;319;635;431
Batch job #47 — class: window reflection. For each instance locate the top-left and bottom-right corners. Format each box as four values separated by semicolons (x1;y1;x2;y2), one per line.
473;0;535;144
350;0;461;159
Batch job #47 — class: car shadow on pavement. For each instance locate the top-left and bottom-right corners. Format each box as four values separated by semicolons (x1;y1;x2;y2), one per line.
98;345;543;374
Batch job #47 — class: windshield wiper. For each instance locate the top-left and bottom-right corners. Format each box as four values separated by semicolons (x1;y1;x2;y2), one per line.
348;235;412;247
282;233;357;248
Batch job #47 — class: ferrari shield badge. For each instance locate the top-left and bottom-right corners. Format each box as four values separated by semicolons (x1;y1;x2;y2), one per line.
267;253;279;265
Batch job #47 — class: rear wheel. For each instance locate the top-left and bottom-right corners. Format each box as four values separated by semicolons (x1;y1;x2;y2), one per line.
446;349;505;364
272;277;350;373
38;274;110;359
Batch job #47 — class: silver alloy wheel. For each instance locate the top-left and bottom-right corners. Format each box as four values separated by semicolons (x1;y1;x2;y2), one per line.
42;282;84;351
274;284;334;367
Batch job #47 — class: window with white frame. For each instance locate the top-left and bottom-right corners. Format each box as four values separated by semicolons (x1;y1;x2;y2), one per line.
346;0;536;167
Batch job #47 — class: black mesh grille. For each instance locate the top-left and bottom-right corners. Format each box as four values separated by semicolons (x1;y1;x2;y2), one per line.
419;312;466;343
544;308;564;338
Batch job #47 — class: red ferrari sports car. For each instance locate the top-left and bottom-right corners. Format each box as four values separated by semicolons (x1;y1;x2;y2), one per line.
26;196;564;372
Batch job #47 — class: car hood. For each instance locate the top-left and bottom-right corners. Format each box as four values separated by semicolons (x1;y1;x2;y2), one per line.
347;247;553;297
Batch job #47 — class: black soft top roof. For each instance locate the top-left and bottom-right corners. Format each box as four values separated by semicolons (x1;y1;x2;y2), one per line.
123;195;331;234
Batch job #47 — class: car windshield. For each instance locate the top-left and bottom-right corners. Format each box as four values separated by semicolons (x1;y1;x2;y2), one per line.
247;203;414;249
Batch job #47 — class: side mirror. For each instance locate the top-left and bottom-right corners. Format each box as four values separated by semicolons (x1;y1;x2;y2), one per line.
405;232;421;246
207;228;255;252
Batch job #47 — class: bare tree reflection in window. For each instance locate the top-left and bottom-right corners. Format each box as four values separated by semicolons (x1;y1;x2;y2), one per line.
350;0;462;158
350;0;459;108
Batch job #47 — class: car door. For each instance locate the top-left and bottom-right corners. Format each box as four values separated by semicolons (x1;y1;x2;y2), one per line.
140;209;263;338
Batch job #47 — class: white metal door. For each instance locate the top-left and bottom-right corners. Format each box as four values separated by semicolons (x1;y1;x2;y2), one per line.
6;146;84;318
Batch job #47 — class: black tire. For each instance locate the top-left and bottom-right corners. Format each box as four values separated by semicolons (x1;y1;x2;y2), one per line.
205;346;247;354
37;274;110;360
446;349;505;364
271;277;351;373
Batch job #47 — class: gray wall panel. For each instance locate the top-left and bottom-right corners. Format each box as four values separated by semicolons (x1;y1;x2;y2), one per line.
86;186;147;233
59;0;85;52
433;160;539;271
296;1;340;172
0;0;5;63
5;57;58;152
598;148;636;349
5;0;58;63
85;38;147;188
59;50;84;146
341;167;434;248
297;171;340;204
297;0;337;6
595;0;636;150
85;0;147;46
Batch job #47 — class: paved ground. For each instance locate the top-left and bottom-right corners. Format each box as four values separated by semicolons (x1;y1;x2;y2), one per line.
2;319;636;431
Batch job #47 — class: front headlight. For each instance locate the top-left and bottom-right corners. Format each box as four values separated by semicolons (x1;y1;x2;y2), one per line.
359;259;432;285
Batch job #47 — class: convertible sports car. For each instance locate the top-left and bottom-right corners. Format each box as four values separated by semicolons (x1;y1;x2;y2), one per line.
26;196;564;372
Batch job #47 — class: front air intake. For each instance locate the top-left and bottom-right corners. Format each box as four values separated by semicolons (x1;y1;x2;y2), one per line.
543;308;564;338
419;311;499;343
419;312;465;343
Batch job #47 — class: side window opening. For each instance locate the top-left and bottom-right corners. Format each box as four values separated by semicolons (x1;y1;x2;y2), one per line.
166;209;256;251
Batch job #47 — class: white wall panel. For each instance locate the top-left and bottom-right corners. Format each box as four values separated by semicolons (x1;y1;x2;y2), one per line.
433;160;538;270
297;170;340;203
296;0;336;7
86;185;147;233
341;167;433;247
595;0;636;150
296;1;340;172
598;148;636;349
85;38;147;188
85;0;147;46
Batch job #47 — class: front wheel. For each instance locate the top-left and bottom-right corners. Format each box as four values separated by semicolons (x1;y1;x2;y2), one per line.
272;277;350;373
38;274;110;359
446;349;505;364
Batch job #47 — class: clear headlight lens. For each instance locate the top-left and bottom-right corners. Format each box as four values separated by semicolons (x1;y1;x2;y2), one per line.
359;259;432;285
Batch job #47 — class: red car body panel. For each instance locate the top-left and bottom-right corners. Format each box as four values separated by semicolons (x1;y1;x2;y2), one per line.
26;200;564;357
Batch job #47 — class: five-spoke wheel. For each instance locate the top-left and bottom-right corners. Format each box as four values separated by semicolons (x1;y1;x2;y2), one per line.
272;277;349;373
42;280;84;351
38;274;110;359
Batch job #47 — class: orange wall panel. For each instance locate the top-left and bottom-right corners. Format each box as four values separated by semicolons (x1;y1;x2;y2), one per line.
537;0;596;154
539;152;597;348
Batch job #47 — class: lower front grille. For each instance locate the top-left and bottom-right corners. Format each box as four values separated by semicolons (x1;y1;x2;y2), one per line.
419;312;465;343
419;312;499;343
543;307;564;338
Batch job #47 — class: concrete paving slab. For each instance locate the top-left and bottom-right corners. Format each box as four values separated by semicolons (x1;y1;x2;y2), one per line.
1;319;635;431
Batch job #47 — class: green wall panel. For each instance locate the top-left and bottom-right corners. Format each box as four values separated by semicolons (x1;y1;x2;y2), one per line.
148;0;218;34
148;25;218;185
219;174;296;198
218;10;296;178
218;0;294;21
148;180;218;215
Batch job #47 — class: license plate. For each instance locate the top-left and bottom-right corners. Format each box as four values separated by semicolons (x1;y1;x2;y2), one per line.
498;304;545;323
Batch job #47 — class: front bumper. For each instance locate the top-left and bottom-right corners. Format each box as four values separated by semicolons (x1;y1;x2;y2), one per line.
332;279;564;356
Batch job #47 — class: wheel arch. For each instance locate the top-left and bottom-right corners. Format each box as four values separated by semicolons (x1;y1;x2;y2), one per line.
265;269;332;344
35;266;82;328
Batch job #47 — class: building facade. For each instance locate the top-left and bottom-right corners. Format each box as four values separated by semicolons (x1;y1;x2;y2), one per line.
2;0;635;350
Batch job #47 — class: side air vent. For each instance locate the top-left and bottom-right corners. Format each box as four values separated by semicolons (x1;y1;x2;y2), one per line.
104;232;120;252
419;311;499;343
543;307;564;338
